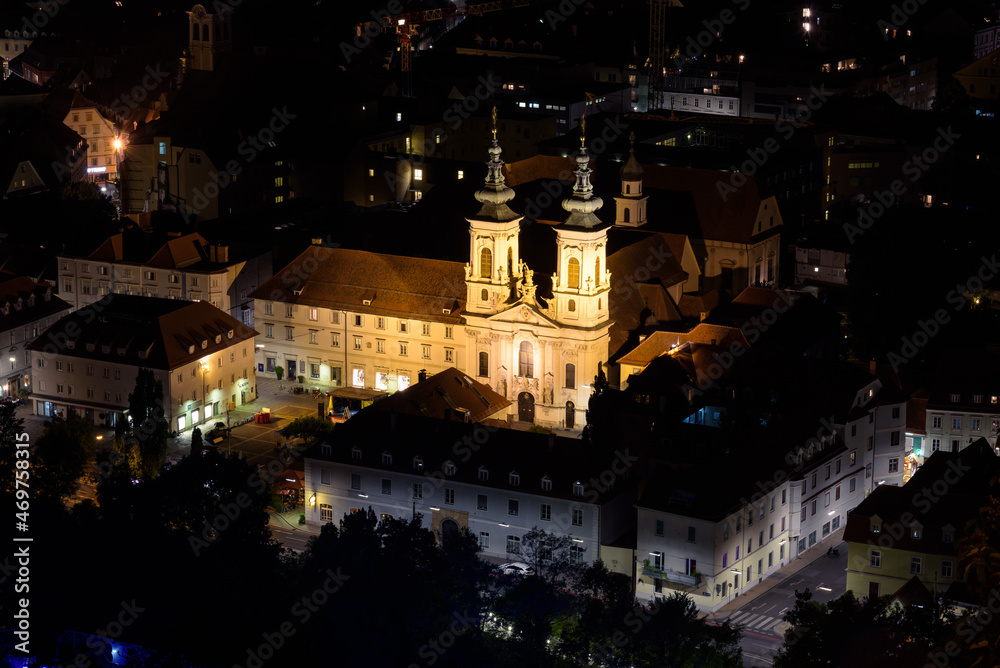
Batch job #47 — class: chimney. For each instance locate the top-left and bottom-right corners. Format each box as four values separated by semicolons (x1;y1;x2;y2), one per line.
418;369;427;382
870;359;877;375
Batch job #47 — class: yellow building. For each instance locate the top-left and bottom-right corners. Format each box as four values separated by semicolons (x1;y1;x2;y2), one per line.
62;91;120;183
844;440;998;602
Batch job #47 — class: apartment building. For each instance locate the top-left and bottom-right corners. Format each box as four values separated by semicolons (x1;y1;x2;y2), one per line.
57;232;271;328
28;296;257;432
0;275;71;399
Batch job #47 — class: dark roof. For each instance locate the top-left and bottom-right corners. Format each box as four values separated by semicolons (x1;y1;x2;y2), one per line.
369;367;510;423
311;410;627;505
27;295;257;370
0;275;70;332
251;245;466;324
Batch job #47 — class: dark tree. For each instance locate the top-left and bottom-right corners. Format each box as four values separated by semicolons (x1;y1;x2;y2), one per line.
127;368;169;477
0;401;25;494
190;426;204;458
33;411;96;501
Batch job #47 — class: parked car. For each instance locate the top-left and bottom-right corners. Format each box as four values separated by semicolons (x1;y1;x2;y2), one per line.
499;562;535;577
206;422;228;443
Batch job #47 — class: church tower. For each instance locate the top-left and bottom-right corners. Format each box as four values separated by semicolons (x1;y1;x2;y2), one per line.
465;108;523;316
614;132;647;227
552;116;611;329
186;4;232;73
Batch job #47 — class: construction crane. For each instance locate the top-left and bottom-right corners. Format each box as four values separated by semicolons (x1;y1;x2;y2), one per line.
647;0;667;112
357;0;536;97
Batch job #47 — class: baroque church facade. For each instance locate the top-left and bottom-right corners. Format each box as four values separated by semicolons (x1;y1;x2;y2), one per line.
462;118;612;429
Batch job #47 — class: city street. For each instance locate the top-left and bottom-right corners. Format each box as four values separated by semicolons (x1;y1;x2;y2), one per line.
706;535;848;667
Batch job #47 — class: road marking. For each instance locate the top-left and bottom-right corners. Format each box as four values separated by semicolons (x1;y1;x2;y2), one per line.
741;614;762;626
730;611;752;623
753;616;776;629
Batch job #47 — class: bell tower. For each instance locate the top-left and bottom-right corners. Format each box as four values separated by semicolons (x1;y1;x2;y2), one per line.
465;107;523;315
615;132;647;227
187;4;232;73
552;110;611;330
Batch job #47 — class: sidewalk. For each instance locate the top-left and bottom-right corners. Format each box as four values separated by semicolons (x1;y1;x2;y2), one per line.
704;527;847;634
267;506;321;535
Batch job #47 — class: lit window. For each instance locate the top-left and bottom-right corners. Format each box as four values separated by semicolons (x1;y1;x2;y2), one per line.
414;169;422;181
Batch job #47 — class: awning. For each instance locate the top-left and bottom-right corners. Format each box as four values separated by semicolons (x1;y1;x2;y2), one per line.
329;387;388;401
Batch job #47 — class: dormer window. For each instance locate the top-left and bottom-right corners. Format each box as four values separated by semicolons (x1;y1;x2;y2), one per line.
478;466;489;481
382;451;392;466
321;444;332;456
871;522;881;534
214;335;222;344
573;481;584;496
911;528;921;540
509;471;520;486
444;460;456;476
201;340;208;349
541;476;552;492
951;393;961;403
412;456;424;471
942;529;954;544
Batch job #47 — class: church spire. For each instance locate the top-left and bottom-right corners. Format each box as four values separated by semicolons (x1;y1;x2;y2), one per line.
561;99;604;228
473;106;520;222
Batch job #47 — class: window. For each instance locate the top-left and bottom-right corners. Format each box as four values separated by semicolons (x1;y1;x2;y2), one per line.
567;257;580;288
354;315;363;327
868;436;873;451
688;526;696;542
413;483;423;499
478;351;489;377
508;500;519;516
479;532;490;548
320;467;332;485
445;326;453;339
912;527;921;540
953;417;962;430
320;504;333;522
782;490;786;505
354;337;362;351
825;465;831;480
770;495;775;512
480;248;492;279
808;531;816;547
811;500;817;516
910;557;922;574
519;341;533;377
541;476;552;492
423;345;432;360
850;477;856;492
941;560;953;578
477;494;488;510
889;458;899;473
444;461;456;476
824;492;830;507
656;519;664;536
445;488;455;505
506;535;521;554
811;472;817;489
573;482;584;496
381;479;391;495
444;348;452;362
823;522;830;537
422;323;430;336
973;418;982;431
932;416;942;428
351;447;362;461
866;463;873;478
400;343;408;356
835;485;841;501
565;363;575;389
872;521;881;534
351;473;361;490
652;551;664;570
850;450;856;466
541;504;551;521
891;431;900;446
573;509;583;526
376;340;385;354
570;545;584;565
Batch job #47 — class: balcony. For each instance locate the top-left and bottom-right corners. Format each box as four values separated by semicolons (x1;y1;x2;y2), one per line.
642;564;702;587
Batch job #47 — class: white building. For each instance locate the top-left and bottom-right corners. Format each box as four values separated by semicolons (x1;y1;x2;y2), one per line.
28;295;257;432
304;408;635;568
57;232;271;328
0;276;71;399
62;91;120;182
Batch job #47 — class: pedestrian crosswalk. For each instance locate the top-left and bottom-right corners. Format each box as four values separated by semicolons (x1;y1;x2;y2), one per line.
726;610;783;634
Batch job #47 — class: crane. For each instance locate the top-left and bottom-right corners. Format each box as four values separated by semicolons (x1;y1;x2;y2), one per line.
357;0;536;96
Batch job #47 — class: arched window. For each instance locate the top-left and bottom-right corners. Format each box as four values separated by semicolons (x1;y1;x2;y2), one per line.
479;351;489;377
568;257;580;289
480;247;492;279
191;24;198;41
626;184;631;194
202;24;210;41
481;288;489;301
568;299;576;312
595;257;601;285
519;341;533;377
507;247;513;278
565;363;576;389
623;208;630;223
